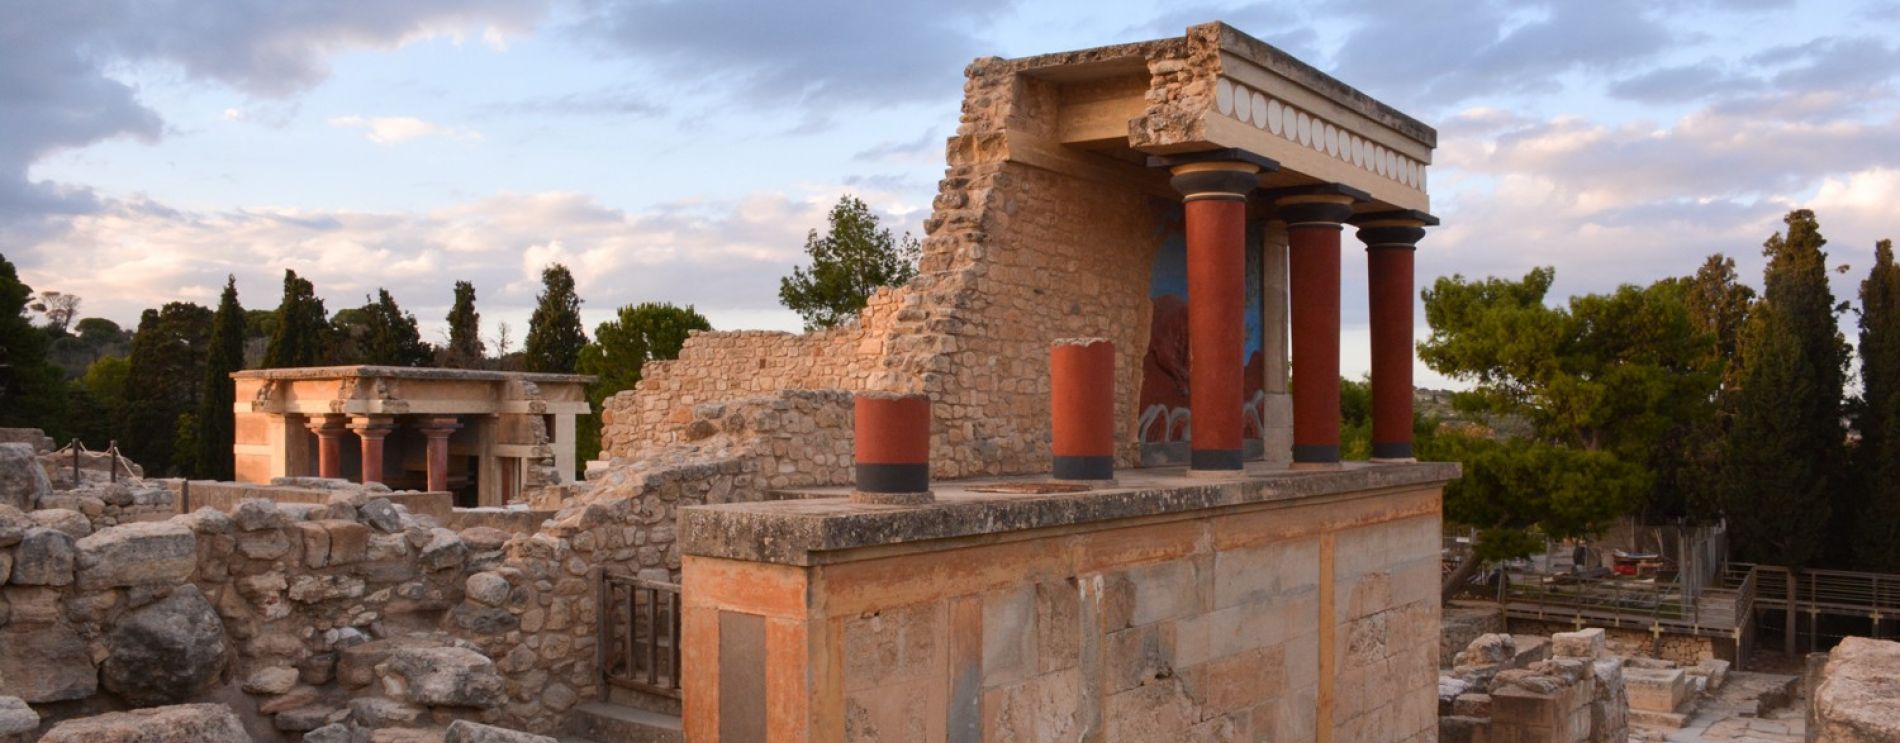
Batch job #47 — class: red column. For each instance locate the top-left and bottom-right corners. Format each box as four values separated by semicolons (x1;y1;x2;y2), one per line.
852;392;931;504
1051;338;1116;481
306;415;348;479
1167;159;1266;474
1355;213;1432;461
1277;193;1358;468
349;416;394;484
420;417;461;492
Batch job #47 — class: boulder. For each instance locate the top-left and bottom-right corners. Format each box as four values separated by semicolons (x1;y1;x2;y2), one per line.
0;443;49;512
242;666;301;696
39;703;251;743
0;696;39;736
1812;636;1900;742
378;646;504;708
0;505;28;547
1453;632;1517;668
304;723;352;743
11;526;75;586
28;508;91;539
444;719;559;743
1553;627;1606;660
0;624;96;702
233;499;288;531
101;584;229;706
75;520;197;589
360;498;402;533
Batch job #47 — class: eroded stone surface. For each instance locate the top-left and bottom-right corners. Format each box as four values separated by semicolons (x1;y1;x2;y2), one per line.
39;703;251;743
101;584;230;706
1812;636;1900;742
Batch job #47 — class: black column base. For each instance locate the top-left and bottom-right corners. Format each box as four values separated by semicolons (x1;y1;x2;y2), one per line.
1053;455;1115;481
1189;448;1244;471
1292;444;1341;464
1370;442;1415;460
855;462;929;493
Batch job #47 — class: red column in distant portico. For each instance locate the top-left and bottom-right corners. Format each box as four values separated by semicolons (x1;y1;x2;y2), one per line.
306;414;348;479
1158;149;1276;476
420;416;461;492
1275;189;1360;469
349;415;394;484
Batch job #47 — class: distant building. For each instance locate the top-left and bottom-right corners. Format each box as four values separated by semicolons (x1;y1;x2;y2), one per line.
230;366;593;507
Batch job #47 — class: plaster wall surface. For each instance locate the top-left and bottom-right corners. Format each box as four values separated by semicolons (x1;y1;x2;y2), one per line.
678;467;1452;742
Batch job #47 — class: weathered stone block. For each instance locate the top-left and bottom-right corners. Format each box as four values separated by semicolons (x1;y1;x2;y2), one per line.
445;719;558;743
296;521;330;568
74;520;196;589
0;622;95;702
101;584;229;706
1211;537;1317;609
1623;667;1687;713
1552;627;1605;660
10;526;74;586
322;520;370;565
981;585;1036;687
40;703;249;743
378;645;504;708
0;444;49;512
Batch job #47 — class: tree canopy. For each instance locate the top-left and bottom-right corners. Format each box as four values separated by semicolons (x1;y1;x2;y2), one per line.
193;277;246;480
0;254;65;434
443;280;484;369
121;302;214;475
1855;239;1900;570
263;270;327;368
778;195;920;331
1419;267;1715;558
1714;210;1847;569
525;264;586;373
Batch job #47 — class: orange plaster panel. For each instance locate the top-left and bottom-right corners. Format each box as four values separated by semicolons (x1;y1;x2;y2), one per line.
1211;487;1441;550
685;555;810;618
1073;517;1207;573
682;605;721;741
817;538;1074;617
767;617;812;742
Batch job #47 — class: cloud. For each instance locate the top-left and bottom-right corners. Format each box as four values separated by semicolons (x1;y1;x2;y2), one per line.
1607;61;1762;103
479;85;658;118
1126;5;1321;60
329;115;482;144
571;0;1015;115
1328;0;1676;111
0;1;549;230
7;186;921;338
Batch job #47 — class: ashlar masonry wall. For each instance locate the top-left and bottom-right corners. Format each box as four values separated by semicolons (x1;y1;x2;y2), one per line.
677;465;1454;742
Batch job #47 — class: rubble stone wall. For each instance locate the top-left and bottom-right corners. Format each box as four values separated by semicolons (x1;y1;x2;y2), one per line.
1508;620;1718;667
601;41;1194;481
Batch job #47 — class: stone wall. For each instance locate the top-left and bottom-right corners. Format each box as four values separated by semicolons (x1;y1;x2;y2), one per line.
0;491;489;738
678;471;1451;742
1508;620;1718;667
601;39;1203;481
1808;636;1900;742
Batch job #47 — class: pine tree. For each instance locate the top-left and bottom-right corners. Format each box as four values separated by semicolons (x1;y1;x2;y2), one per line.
193;276;245;480
0;254;66;434
524;264;586;373
443;280;484;369
778;195;921;330
263;270;328;368
576;302;712;462
1855;239;1900;570
360;289;431;367
120;302;214;475
1716;209;1846;568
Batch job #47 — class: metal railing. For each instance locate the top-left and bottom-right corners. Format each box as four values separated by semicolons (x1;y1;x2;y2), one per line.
598;571;683;698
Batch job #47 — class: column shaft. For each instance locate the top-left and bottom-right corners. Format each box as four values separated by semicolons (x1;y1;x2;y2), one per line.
1368;244;1416;459
420;417;461;493
307;415;347;479
1279;195;1357;467
1356;215;1431;462
350;416;394;485
1186;197;1248;471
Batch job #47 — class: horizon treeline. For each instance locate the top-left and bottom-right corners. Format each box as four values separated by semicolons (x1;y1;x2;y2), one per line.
1423;208;1900;573
0;258;708;481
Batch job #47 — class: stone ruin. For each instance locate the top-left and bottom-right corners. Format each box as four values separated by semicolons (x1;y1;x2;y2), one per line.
1806;636;1900;742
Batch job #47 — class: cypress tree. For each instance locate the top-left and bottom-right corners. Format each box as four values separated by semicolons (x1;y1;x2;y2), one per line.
444;281;484;369
1856;239;1900;570
0;254;66;433
1716;209;1847;568
524;264;586;373
193;276;245;480
361;289;431;367
121;302;214;475
263;270;328;368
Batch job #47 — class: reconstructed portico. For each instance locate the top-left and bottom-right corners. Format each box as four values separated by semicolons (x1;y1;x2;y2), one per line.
230;366;592;506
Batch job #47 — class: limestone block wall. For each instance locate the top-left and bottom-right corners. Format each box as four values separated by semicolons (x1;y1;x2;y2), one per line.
601;42;1199;480
680;479;1447;742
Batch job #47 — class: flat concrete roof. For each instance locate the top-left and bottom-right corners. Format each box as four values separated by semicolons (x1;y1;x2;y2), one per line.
232;365;595;385
680;461;1459;566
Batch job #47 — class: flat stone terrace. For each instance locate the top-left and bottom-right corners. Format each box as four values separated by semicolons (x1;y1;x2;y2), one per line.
681;461;1460;565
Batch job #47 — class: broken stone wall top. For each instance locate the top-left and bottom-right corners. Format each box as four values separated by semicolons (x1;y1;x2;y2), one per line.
231;365;594;385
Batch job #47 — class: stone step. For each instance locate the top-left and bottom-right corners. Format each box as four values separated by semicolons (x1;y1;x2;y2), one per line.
561;701;683;743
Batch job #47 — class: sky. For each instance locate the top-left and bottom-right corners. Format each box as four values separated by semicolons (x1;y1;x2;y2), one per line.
4;0;1899;389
